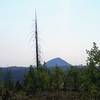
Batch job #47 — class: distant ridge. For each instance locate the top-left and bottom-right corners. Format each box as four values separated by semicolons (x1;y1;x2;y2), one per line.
0;58;71;81
46;57;71;68
1;67;29;81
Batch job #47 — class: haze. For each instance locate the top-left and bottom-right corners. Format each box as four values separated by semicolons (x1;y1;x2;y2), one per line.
0;0;100;67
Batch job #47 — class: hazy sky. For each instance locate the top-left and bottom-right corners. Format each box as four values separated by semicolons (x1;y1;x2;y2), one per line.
0;0;100;66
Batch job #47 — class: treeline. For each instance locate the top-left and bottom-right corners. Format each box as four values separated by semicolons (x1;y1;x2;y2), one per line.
0;42;100;100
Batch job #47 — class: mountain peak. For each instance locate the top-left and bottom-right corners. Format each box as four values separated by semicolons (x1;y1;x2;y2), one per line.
46;57;71;68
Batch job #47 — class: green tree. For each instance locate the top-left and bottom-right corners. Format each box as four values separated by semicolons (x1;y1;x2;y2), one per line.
15;80;23;92
82;42;100;98
86;42;100;86
64;66;81;91
4;69;14;90
35;67;50;91
50;67;64;90
24;65;36;94
0;68;3;87
86;42;100;67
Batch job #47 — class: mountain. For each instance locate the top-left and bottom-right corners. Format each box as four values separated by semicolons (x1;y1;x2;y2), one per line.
46;57;71;69
0;67;29;81
0;58;71;81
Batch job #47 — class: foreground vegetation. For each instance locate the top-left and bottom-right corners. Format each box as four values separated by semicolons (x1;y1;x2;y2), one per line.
0;42;100;100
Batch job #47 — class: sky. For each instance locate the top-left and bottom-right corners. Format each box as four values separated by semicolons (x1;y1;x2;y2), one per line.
0;0;100;67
